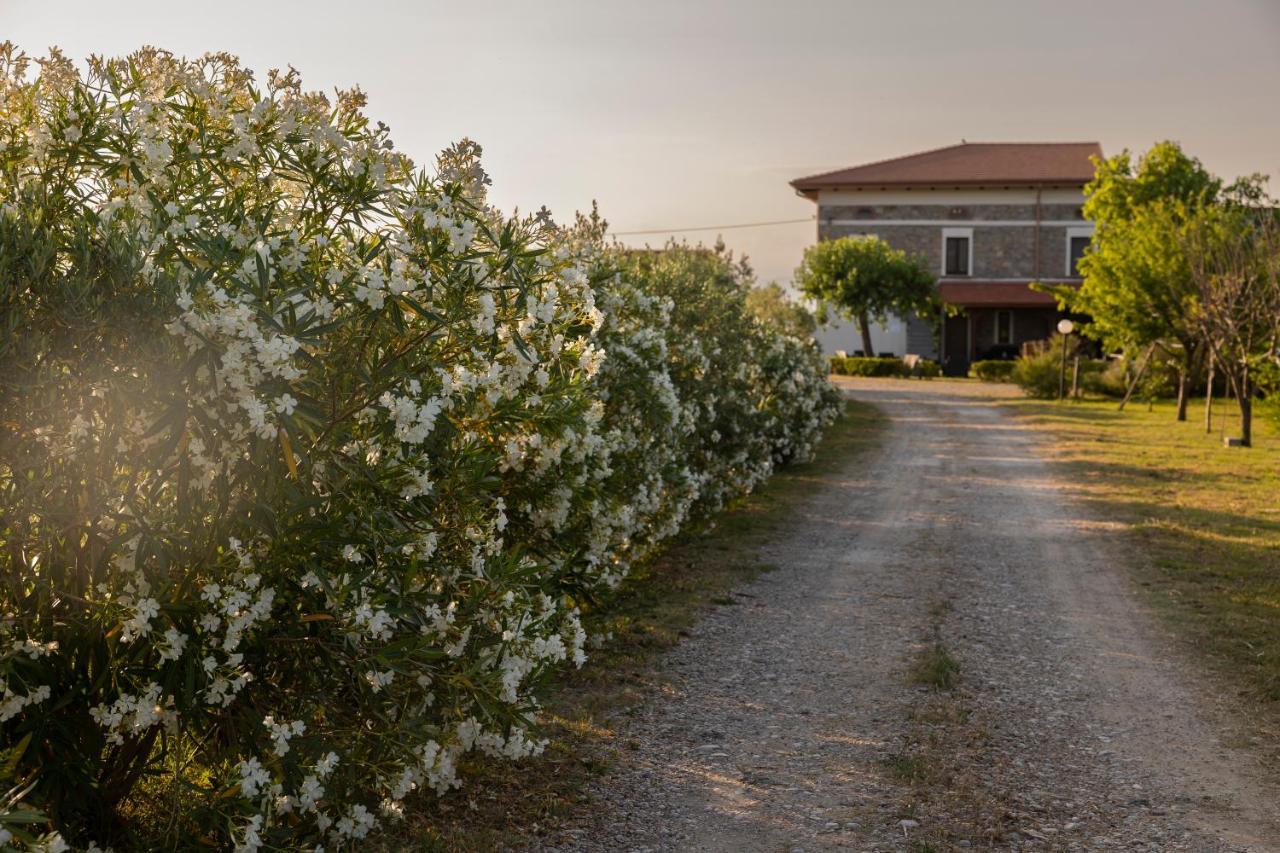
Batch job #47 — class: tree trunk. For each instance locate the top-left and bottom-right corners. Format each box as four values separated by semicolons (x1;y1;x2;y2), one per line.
1174;342;1195;422
1204;351;1214;433
1238;376;1253;448
1175;371;1188;421
858;311;875;359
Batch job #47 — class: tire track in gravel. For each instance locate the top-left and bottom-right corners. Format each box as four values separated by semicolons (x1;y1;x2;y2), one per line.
533;378;1280;852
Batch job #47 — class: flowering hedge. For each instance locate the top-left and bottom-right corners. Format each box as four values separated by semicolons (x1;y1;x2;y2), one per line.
0;45;840;851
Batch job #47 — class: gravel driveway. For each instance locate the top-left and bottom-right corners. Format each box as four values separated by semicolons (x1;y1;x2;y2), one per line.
533;378;1279;851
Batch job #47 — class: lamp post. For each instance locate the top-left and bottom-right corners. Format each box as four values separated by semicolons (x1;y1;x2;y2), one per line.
1057;318;1074;401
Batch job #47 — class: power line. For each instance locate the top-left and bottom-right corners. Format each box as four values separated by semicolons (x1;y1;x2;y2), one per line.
612;216;815;237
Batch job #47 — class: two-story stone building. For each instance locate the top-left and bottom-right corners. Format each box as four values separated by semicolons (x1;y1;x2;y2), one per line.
792;141;1100;375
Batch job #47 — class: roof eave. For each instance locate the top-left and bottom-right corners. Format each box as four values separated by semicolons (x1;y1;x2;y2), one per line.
792;179;1091;192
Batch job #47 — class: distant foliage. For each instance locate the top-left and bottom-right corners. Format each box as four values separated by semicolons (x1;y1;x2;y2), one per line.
0;46;841;851
745;282;818;340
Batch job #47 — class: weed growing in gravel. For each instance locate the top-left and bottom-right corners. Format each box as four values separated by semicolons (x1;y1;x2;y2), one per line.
912;643;962;690
883;752;930;784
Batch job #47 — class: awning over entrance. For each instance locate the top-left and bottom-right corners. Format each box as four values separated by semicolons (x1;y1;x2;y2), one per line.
938;280;1077;308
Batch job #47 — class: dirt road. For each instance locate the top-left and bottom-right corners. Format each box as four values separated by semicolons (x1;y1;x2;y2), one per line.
536;379;1279;851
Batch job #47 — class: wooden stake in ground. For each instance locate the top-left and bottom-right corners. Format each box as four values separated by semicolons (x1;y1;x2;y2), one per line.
1204;350;1214;433
1119;344;1156;412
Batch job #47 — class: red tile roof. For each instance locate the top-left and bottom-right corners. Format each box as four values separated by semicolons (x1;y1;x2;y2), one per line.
792;142;1103;196
938;280;1078;307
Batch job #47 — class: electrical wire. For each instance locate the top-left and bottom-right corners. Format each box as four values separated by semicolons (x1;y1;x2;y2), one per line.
611;216;814;237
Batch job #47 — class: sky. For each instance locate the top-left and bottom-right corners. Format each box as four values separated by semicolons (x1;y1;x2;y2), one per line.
5;0;1280;287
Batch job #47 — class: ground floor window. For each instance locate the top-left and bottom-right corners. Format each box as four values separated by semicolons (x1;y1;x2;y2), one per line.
995;310;1013;345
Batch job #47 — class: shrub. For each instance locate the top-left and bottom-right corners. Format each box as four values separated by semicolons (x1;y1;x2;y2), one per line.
911;359;943;379
829;357;907;377
1012;336;1077;398
1012;337;1111;398
969;360;1017;382
0;46;841;851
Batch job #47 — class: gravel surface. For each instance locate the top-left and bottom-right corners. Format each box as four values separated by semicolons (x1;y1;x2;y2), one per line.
530;379;1279;852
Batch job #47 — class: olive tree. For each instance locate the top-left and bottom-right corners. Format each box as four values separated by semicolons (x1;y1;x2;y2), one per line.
795;235;936;358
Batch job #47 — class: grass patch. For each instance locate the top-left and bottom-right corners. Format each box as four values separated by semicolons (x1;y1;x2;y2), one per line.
386;398;886;849
1007;396;1280;705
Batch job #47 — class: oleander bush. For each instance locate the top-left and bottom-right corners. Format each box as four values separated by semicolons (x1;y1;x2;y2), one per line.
969;360;1017;382
0;46;840;851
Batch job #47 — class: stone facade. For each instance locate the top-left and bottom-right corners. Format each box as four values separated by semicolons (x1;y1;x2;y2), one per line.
818;204;1087;280
812;188;1092;373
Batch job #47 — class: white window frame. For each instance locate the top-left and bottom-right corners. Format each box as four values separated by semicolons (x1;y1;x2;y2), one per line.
941;227;974;277
994;309;1014;346
1065;226;1094;277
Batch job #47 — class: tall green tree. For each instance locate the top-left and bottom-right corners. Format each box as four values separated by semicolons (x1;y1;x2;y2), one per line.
1072;141;1224;420
795;235;936;358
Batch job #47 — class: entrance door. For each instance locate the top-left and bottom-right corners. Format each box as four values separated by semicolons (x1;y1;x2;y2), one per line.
943;313;970;376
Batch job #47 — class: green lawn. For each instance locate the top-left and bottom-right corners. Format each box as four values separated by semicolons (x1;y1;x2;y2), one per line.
1007;396;1280;706
388;399;887;850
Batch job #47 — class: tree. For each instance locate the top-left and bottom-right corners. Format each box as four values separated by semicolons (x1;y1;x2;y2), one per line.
1185;207;1280;447
795;235;937;358
1071;141;1223;421
746;282;818;340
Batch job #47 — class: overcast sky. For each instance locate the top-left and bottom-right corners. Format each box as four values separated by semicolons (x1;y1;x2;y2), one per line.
6;0;1279;286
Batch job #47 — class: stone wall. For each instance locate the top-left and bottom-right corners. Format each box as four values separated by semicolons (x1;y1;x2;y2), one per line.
819;212;1081;280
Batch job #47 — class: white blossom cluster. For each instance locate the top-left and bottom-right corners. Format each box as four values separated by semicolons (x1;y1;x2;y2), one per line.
0;45;840;851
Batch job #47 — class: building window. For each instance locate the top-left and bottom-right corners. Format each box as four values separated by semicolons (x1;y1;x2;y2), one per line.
942;227;972;276
945;237;969;275
995;310;1013;345
1069;236;1090;276
1066;227;1093;277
